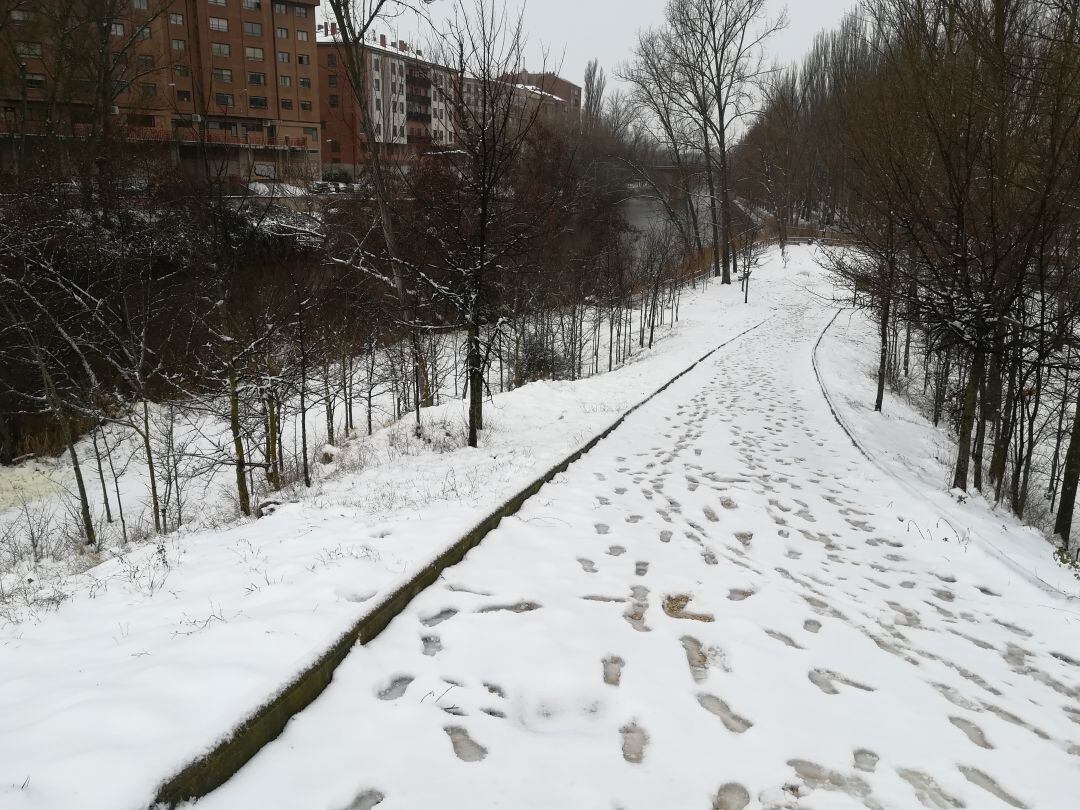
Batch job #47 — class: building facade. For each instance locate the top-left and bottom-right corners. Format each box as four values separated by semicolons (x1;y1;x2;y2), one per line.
1;0;322;181
317;26;456;177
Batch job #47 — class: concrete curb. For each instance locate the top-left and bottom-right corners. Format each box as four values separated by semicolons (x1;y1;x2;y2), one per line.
152;314;773;808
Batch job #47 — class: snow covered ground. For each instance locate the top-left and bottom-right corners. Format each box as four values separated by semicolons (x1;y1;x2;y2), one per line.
184;246;1080;810
0;258;771;810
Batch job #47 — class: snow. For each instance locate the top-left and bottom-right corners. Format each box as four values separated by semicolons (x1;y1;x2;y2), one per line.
0;268;765;810
182;247;1077;810
4;247;1078;810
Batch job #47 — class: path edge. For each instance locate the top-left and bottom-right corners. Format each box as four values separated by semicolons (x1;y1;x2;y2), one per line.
152;315;773;808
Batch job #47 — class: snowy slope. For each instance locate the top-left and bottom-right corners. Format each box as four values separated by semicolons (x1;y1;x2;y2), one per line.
188;247;1080;810
0;266;775;810
817;309;1080;596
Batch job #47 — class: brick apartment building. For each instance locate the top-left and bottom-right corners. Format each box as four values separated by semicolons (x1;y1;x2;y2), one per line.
0;0;323;181
506;70;583;118
316;25;455;177
316;24;583;179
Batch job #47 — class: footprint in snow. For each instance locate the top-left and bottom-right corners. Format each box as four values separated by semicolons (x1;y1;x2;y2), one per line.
377;676;414;701
445;726;487;762
808;668;874;695
602;655;625;686
697;694;753;733
476;601;540;614
958;766;1028;808
619;722;649;763
420;608;458;627
896;769;965;809
342;789;385;810
663;593;714;622
949;716;993;749
595;523;610;535
853;749;879;772
623;586;650;632
711;783;750;810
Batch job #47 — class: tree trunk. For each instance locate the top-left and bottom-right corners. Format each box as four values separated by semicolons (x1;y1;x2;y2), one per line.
875;293;890;412
91;424;113;523
717;109;733;285
467;319;483;448
700;123;723;280
228;365;251;516
142;401;161;533
1053;394;1080;554
952;349;984;492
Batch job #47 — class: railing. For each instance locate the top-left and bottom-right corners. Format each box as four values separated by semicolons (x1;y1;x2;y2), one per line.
0;121;312;149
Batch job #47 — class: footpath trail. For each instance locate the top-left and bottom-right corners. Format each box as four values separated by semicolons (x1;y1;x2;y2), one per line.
195;255;1080;810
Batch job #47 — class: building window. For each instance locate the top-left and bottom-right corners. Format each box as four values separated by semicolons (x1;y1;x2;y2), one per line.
296;30;308;41
213;67;233;83
328;74;338;88
177;90;192;102
329;94;339;107
134;0;148;9
171;39;186;51
209;0;226;6
294;6;307;17
373;78;380;91
299;76;311;89
299;100;312;111
249;96;268;109
297;53;310;65
15;42;42;58
23;72;45;89
243;22;262;36
138;55;154;70
280;75;292;87
11;9;35;22
277;51;290;62
209;17;228;32
243;0;262;9
327;53;337;67
141;83;157;96
215;92;234;107
303;126;317;140
175;65;191;77
137;26;151;40
280;98;293;110
276;27;288;38
111;22;125;36
375;98;381;111
170;12;184;24
273;2;286;12
248;72;266;85
245;46;264;60
211;42;231;57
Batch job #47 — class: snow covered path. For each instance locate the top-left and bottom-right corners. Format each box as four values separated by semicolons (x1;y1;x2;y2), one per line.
195;257;1080;810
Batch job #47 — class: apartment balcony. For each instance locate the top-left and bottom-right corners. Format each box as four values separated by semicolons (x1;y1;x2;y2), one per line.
406;110;431;123
0;121;312;150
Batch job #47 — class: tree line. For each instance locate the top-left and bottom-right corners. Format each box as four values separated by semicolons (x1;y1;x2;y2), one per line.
736;0;1080;558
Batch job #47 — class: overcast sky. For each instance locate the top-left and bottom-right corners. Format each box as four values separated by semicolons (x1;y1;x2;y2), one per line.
388;0;859;88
